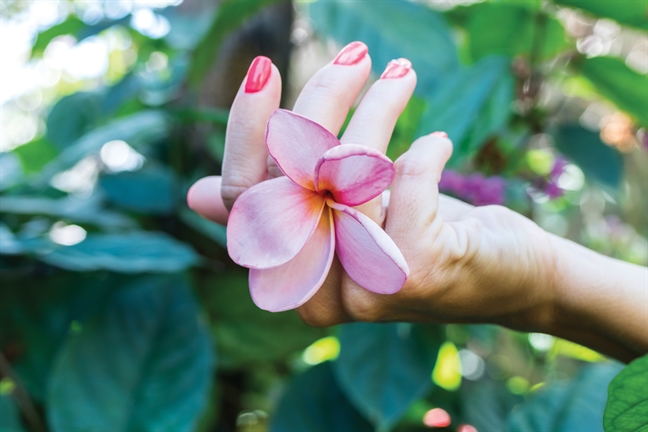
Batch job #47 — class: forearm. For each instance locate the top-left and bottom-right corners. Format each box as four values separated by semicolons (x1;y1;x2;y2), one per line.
545;234;648;363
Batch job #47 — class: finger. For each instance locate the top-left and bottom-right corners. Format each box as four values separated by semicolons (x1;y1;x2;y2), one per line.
386;132;453;239
187;176;229;226
221;56;281;210
292;41;372;133
340;58;416;222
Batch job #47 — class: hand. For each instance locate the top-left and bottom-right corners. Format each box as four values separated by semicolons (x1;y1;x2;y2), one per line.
187;43;556;329
188;44;647;362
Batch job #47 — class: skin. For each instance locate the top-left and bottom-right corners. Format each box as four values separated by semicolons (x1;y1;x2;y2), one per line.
187;44;648;363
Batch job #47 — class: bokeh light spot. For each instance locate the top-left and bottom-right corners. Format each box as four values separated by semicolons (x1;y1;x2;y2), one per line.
423;408;451;428
301;336;340;365
432;342;461;391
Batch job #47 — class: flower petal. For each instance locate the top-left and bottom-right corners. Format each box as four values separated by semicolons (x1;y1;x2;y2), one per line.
329;201;408;294
227;177;325;269
315;144;395;206
250;207;335;312
266;109;340;190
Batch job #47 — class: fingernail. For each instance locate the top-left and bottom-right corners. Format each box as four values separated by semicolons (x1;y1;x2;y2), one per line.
245;56;272;93
380;58;412;79
333;41;368;66
431;131;448;138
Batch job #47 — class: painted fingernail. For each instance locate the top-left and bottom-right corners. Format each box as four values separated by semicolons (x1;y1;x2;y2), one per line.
333;41;368;66
245;56;272;93
431;131;448;138
380;58;412;79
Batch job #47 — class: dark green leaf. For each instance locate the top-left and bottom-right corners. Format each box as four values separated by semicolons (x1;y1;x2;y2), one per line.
197;270;325;368
270;362;373;432
459;4;570;62
554;0;648;31
47;274;214;431
46;92;103;150
309;0;459;96
417;56;514;160
0;195;136;229
38;232;198;273
99;165;179;214
508;362;623;432
0;395;25;432
554;124;623;189
461;376;522;431
188;0;279;88
334;323;441;432
604;354;648;432
179;208;227;248
30;15;85;58
386;96;427;161
580;56;648;127
35;110;171;186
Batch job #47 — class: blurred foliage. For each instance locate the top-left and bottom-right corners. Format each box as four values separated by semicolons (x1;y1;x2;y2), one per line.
0;0;646;431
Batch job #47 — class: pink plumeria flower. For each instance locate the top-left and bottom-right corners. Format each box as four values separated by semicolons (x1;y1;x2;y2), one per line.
227;109;409;312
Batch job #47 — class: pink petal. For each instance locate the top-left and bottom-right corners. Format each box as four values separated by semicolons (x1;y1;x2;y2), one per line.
314;144;395;206
250;208;335;312
266;109;340;190
329;201;408;294
227;177;325;269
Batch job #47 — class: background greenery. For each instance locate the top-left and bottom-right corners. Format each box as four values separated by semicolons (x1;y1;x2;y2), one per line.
0;0;646;431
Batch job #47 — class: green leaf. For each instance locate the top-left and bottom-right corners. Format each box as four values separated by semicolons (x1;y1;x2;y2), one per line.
99;165;179;214
604;354;648;432
188;0;279;88
459;3;569;62
270;362;373;432
35;110;171;186
30;15;85;57
580;56;648;127
508;362;623;432
197;270;325;368
334;323;441;432
11;138;58;174
553;124;623;189
179;208;227;248
38;232;199;273
47;274;214;431
309;0;459;96
554;0;648;31
0;153;24;191
46;92;102;150
417;56;514;160
0;195;136;229
461;376;523;431
0;394;25;432
386;96;427;161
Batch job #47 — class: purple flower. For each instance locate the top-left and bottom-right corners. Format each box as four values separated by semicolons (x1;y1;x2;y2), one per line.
438;170;506;206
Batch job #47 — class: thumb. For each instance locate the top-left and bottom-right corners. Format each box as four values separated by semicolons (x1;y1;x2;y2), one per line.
386;132;452;234
187;176;230;226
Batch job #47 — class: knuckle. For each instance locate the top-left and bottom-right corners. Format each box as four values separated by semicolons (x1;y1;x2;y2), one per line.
297;306;336;328
303;72;349;106
341;286;384;322
394;157;427;179
220;182;248;209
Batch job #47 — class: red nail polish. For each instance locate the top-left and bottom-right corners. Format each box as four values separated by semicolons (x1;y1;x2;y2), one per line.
380;58;412;79
245;56;272;93
333;41;368;66
431;131;448;138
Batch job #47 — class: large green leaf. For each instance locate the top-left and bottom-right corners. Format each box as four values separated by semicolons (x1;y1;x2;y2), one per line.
580;56;648;127
47;274;213;431
270;362;373;432
554;0;648;31
38;232;198;273
35;110;170;186
417;56;514;161
30;15;85;57
46;92;102;150
0;395;25;432
457;3;569;62
188;0;279;88
11;138;58;174
461;376;522;431
99;165;179;214
334;323;441;432
604;354;648;431
0;153;24;191
0;195;136;229
197;270;325;368
553;124;623;189
309;0;459;96
508;362;623;432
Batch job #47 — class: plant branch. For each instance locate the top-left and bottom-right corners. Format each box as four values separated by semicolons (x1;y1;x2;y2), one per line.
0;352;46;432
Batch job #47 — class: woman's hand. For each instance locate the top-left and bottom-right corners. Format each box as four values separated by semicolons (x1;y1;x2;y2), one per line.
188;43;648;362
